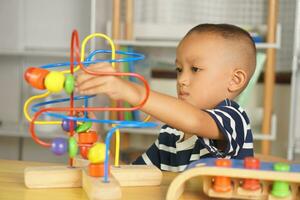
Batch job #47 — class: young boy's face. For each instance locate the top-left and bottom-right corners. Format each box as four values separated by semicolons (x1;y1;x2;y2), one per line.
175;32;234;109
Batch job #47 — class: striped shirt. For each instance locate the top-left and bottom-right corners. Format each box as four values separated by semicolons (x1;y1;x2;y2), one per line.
132;99;254;172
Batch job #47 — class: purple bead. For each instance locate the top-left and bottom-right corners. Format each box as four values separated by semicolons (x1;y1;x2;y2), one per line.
51;138;68;156
61;118;77;132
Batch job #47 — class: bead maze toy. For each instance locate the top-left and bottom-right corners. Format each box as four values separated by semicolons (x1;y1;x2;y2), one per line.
23;30;162;200
166;157;300;200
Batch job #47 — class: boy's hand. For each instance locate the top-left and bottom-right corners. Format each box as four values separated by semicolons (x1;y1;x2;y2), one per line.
75;62;141;105
76;63;123;99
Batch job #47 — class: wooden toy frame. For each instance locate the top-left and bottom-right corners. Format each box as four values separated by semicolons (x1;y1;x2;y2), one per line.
166;158;300;200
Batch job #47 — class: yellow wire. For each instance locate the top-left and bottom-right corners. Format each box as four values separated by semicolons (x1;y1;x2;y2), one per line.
80;33;120;167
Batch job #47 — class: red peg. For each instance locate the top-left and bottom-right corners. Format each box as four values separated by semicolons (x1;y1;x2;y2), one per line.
242;157;261;191
24;67;49;90
213;159;232;192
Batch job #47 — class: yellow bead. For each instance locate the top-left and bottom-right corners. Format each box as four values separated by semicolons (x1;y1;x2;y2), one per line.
44;71;65;93
88;142;106;164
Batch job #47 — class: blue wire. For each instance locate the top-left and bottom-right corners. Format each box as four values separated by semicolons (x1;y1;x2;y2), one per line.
103;121;157;183
30;49;156;182
40;50;144;69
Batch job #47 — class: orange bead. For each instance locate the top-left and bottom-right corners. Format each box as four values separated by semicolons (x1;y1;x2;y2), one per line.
24;67;49;90
242;157;261;191
88;163;109;177
78;131;98;144
213;159;232;192
79;146;90;159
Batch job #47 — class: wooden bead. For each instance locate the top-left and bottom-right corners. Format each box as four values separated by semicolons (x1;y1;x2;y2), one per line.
44;71;65;93
88;163;109;177
64;75;75;95
78;131;98;144
88;143;106;164
24;67;49;90
51;138;67;156
68;137;78;158
61;118;77;132
79;146;90;159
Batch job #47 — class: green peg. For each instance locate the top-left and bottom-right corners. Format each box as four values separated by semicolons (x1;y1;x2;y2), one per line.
271;163;291;198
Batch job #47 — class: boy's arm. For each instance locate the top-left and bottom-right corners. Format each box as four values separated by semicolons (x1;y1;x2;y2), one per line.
76;63;223;140
128;82;223;140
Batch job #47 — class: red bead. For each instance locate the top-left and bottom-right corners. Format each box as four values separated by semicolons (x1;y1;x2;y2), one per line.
79;146;90;159
213;159;232;192
242;157;261;191
24;67;49;90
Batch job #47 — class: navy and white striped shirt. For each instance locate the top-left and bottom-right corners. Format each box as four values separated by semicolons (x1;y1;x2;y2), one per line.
132;99;254;172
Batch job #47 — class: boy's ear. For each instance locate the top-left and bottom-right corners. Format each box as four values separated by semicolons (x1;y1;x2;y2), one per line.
228;69;247;92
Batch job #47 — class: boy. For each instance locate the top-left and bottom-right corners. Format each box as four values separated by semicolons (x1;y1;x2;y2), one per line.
76;24;256;172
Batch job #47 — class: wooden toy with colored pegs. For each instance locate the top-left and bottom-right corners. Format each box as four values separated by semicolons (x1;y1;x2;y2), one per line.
23;30;162;200
166;157;300;200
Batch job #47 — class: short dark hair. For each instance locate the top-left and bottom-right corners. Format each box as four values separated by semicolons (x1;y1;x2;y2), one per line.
186;23;256;55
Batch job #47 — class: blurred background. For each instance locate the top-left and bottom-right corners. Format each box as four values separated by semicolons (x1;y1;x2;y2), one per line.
0;0;299;163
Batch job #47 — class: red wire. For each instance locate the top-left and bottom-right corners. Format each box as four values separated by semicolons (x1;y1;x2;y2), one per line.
30;30;151;148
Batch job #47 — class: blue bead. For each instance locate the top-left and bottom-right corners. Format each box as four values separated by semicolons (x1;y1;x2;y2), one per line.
61;118;77;132
51;138;68;156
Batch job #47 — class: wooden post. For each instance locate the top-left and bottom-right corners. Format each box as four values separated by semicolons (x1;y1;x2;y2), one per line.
261;0;278;155
112;0;121;41
125;0;134;40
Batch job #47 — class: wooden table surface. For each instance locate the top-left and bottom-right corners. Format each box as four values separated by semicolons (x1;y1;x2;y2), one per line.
0;159;210;200
0;155;288;200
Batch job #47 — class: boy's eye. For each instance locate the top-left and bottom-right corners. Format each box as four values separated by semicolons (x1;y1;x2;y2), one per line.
191;66;201;72
175;67;182;73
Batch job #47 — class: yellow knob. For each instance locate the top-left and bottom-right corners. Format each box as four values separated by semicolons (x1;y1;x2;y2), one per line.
88;143;106;164
44;71;65;93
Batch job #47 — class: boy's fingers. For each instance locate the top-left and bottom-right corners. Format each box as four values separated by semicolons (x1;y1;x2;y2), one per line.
87;62;116;72
78;85;109;96
77;76;107;91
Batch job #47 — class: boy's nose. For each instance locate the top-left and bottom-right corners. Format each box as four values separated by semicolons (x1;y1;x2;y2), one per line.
177;73;190;86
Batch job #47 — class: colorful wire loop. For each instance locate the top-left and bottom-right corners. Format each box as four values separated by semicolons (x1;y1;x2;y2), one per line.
24;30;157;182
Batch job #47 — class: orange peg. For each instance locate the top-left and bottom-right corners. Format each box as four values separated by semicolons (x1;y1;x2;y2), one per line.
78;131;98;144
242;157;261;191
213;159;232;192
24;67;49;90
88;163;109;177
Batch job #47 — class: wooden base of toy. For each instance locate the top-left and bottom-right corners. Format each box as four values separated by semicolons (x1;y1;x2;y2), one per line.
236;187;263;199
24;166;82;188
24;164;162;200
82;169;121;200
111;165;162;186
166;166;300;200
73;156;89;167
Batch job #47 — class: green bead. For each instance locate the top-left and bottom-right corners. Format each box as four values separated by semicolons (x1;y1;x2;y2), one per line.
68;137;78;158
64;75;75;95
271;162;291;198
76;121;92;133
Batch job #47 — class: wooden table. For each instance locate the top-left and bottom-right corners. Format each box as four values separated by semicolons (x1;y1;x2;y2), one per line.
0;159;208;200
0;156;288;200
